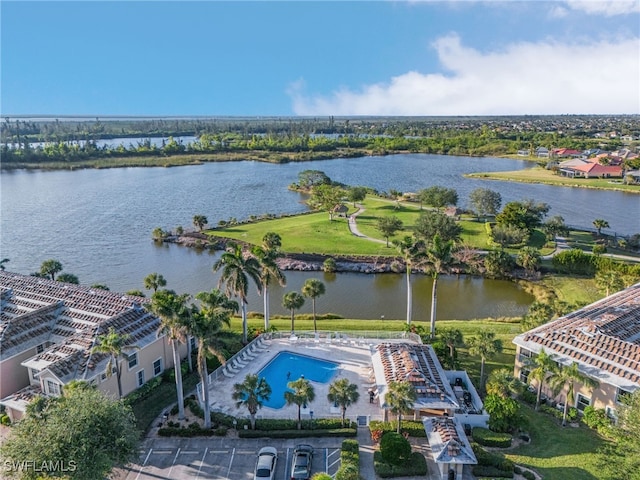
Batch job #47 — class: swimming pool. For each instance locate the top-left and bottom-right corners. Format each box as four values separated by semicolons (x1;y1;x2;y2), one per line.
257;351;339;409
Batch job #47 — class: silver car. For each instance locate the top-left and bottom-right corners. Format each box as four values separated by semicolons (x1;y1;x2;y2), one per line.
254;446;278;480
290;444;314;480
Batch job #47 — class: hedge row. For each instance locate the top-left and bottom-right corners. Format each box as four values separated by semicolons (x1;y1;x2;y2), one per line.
471;443;514;473
369;420;426;437
472;427;512;448
254;418;355;431
335;439;359;480
158;424;227;437
472;465;515;478
238;428;356;439
373;451;427;478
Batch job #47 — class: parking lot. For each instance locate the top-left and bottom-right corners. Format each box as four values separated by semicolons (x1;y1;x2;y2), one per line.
121;437;343;480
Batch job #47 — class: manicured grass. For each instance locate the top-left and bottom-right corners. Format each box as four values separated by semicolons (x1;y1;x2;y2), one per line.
539;275;601;306
129;371;200;434
208;196;495;255
506;404;608;480
466;167;640;194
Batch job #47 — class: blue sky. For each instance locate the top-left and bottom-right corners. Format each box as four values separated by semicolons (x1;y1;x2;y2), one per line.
1;1;639;116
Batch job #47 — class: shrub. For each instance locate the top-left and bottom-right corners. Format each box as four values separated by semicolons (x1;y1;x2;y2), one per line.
335;438;359;480
369;420;426;437
341;439;359;454
157;426;215;437
519;389;537;406
472;427;512;448
472;465;514;478
373;451;427;478
380;432;411;466
125;376;163;405
311;474;333;480
523;470;536;480
323;257;337;273
567;407;579;422
0;414;11;426
238;428;356;439
582;406;610;430
471;443;514;472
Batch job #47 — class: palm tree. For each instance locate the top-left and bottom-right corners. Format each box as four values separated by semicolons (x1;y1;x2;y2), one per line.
91;327;139;398
143;272;167;293
516;246;541;276
595;269;624;297
327;378;360;427
392;236;424;326
252;232;286;331
486;368;521;399
523;348;555;410
467;331;503;391
147;289;192;420
593;218;610;236
0;258;9;271
40;259;63;280
302;279;325;332
213;242;262;343
439;328;464;370
193;215;208;231
282;291;305;333
284;377;315;430
191;289;237;429
425;234;454;338
548;361;599;426
385;381;416;433
232;374;272;430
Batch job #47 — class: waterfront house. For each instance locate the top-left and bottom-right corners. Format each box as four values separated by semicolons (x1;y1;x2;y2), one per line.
513;282;640;420
0;271;187;422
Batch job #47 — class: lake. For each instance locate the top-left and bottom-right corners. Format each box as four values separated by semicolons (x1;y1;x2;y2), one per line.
1;154;636;319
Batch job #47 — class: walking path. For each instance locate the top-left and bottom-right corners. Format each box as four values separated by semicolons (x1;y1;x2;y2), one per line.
348;205;386;244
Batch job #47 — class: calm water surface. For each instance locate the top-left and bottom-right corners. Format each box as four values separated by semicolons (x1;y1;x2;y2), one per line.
2;154;637;319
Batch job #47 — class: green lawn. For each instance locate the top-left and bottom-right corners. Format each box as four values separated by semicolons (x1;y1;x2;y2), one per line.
506;404;608;480
540;275;601;306
466;167;640;194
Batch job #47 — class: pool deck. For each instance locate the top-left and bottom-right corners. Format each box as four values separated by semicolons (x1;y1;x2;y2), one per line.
206;336;388;422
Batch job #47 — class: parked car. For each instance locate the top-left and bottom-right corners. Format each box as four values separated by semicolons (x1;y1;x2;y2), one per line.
254;446;278;480
290;444;314;480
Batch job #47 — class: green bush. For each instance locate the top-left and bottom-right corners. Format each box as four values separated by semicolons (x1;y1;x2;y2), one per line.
519;389;537;406
369;419;426;437
523;470;536;480
0;414;11;426
472;465;514;478
567;407;579;422
539;405;563;420
582;406;611;430
253;417;354;431
380;432;411;466
471;443;514;472
335;463;359;480
335;438;359;480
238;428;356;439
341;439;359;454
124;376;163;405
472;427;512;448
157;426;215;437
373;451;427;478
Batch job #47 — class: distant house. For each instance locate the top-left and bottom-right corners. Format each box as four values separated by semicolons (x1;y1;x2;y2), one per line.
0;271;186;422
551;148;583;158
331;203;349;218
557;158;622;178
624;170;640;184
535;147;549;158
513;283;640;421
517;149;531;157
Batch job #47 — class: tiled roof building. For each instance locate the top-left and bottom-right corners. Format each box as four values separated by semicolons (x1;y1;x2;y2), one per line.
0;271;182;421
513;282;640;417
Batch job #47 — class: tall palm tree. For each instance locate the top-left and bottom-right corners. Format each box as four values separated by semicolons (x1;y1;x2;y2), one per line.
385;381;416;433
523;348;555;410
392;236;424;326
302;279;325;332
485;368;521;399
425;234;454;339
467;331;503;391
593;218;610;236
282;291;305;333
147;289;191;420
549;361;599;426
191;289;237;429
232;374;272;430
91;327;139;398
143;272;167;293
439;328;464;370
327;378;360;427
40;259;63;280
252;232;286;331
285;377;315;430
213;242;262;343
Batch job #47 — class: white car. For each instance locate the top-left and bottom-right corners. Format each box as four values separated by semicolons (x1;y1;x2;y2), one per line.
254;446;278;480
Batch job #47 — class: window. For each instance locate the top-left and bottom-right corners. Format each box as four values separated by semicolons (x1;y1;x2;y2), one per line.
29;368;39;381
36;343;45;354
518;348;533;364
576;393;590;411
128;352;138;369
137;370;145;387
47;380;61;396
519;368;530;384
153;359;162;377
616;387;632;404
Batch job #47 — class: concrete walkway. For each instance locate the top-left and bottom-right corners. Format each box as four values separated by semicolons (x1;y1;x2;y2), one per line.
348;205;386;244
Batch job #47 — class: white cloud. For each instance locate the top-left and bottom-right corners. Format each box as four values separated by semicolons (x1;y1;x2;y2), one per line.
548;5;569;18
289;34;640;116
564;1;640;16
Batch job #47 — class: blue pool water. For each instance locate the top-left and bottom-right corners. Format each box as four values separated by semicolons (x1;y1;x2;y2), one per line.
257;351;339;409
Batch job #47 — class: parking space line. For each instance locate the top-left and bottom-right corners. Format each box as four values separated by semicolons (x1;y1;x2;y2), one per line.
194;447;208;479
181;450;199;454
283;448;291;480
209;450;229;454
167;448;181;478
226;447;235;479
134;449;153;480
152;450;172;454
